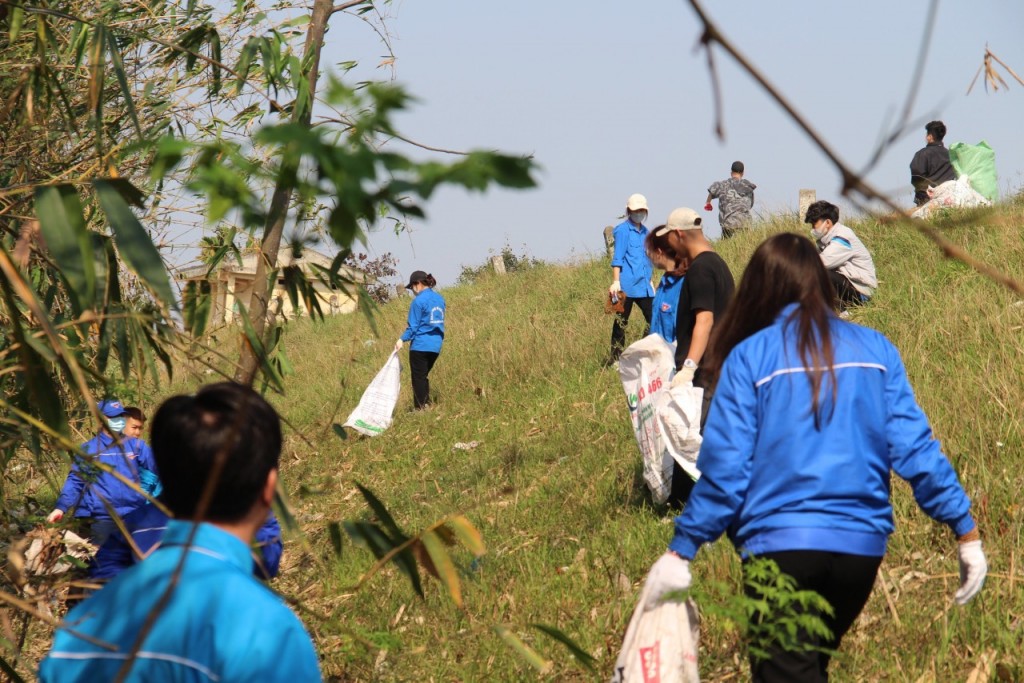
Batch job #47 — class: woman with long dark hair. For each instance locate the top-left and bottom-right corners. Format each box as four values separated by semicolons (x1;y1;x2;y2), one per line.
395;271;445;409
639;233;986;681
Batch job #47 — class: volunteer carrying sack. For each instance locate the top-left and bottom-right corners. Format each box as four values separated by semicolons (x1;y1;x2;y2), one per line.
611;578;700;683
617;335;677;504
344;350;402;436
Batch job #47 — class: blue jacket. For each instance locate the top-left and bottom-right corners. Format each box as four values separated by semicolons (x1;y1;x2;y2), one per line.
90;505;284;581
401;288;446;353
55;433;157;520
651;274;684;343
611;220;654;299
40;521;321;682
669;304;975;560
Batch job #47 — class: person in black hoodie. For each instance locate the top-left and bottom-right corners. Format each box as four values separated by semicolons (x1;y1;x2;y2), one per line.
910;120;956;206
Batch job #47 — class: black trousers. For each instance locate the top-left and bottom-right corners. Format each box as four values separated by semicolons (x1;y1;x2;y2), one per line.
408;350;439;409
746;550;882;683
609;296;653;359
828;270;865;310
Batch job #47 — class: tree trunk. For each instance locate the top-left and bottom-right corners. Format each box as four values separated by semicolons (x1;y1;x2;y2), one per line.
234;0;335;384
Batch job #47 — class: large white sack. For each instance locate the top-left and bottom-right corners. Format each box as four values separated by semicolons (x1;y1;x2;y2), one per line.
344;350;402;436
618;335;677;504
911;175;992;219
611;578;700;683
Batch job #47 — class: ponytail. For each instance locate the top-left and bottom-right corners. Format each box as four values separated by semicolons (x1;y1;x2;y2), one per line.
423;274;437;288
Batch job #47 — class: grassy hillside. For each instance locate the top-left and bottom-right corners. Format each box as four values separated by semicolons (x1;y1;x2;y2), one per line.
25;199;1024;680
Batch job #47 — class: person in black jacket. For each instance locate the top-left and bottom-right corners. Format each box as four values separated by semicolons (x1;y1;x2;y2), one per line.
910;120;956;206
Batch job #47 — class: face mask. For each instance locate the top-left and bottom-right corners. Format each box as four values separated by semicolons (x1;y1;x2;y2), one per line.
629;211;647;225
108;417;127;433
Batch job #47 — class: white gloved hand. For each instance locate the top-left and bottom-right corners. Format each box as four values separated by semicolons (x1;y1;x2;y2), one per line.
609;280;622;296
672;364;696;389
46;509;64;523
955;540;987;605
641;552;692;611
394;339;403;352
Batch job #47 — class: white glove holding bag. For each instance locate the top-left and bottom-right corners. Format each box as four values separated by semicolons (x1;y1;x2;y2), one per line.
955;540;987;605
609;280;622;296
46;509;63;523
394;339;403;352
641;552;692;611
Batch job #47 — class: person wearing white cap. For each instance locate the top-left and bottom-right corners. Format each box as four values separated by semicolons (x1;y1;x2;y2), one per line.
607;194;655;365
653;207;735;507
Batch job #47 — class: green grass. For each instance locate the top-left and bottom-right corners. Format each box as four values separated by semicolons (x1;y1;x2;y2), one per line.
18;200;1024;680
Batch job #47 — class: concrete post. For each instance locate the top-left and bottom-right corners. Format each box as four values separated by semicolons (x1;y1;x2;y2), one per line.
490;255;506;275
603;225;615;258
798;189;816;223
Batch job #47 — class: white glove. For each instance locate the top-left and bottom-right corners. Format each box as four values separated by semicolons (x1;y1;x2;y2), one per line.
641;552;692;611
46;509;64;523
394;339;403;352
672;363;696;389
955;540;987;605
609;280;622;295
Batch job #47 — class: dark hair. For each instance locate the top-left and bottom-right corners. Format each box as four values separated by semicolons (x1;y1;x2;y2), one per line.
416;273;437;288
124;406;145;423
730;160;744;174
151;382;281;522
704;233;837;427
925;120;946;141
803;200;839;225
645;228;686;276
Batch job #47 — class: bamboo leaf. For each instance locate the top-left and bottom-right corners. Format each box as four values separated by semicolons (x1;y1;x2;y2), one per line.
235;301;285;392
354;483;405;541
328;521;342;557
182;280;212;337
93;179;175;308
493;625;552;673
419;530;462;607
105;29;142;136
34;185;95;312
530;623;597;672
9;5;25;41
447;515;486;557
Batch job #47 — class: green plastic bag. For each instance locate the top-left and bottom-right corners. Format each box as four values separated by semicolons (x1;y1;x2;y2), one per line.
949;141;998;201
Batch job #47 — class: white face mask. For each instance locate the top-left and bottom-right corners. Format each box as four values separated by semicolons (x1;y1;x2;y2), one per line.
629;211;647;225
811;220;830;240
108;416;127;433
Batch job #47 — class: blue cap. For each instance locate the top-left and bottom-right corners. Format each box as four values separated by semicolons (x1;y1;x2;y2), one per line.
98;399;127;418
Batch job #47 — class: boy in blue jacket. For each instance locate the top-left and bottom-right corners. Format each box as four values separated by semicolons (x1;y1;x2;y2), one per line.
48;399;158;546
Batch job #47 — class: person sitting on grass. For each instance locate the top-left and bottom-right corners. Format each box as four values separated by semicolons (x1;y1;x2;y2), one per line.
804;200;877;312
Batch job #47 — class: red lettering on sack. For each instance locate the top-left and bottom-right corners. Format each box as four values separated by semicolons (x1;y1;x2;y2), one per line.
639;643;660;683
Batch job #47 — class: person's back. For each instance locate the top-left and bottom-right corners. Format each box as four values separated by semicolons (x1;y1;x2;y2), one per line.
40;382;320;682
706;161;756;237
910;120;956;206
42;521;317;682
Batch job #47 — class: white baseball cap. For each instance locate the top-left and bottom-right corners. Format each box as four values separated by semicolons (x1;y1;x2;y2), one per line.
654;207;702;236
626;194;649;212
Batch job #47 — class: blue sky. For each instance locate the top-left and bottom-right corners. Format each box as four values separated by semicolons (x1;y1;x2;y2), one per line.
321;1;1024;284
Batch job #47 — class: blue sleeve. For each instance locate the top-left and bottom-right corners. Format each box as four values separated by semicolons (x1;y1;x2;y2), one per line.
883;343;974;536
135;438;157;473
611;225;627;268
400;298;422;342
55;450;88;513
254;513;283;579
669;349;759;559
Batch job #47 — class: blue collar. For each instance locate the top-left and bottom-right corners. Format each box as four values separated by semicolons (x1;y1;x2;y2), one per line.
161;520;254;573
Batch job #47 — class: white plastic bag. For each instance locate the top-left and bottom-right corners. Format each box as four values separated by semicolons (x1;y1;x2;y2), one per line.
611;579;700;683
911;175;992;219
655;384;703;482
618;335;677;504
344;351;401;436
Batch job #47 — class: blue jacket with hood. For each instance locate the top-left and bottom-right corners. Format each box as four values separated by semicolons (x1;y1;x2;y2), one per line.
55;432;157;520
669;304;975;560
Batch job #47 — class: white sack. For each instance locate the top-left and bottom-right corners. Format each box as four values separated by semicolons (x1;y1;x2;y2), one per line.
344;350;402;436
655;383;703;482
610;579;700;683
911;175;992;219
618;335;677;504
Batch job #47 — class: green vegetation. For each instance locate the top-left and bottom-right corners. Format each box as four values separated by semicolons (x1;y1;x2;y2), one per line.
11;199;1024;680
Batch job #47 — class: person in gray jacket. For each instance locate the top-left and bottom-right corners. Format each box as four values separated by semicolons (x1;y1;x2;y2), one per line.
705;161;756;238
804;200;877;310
